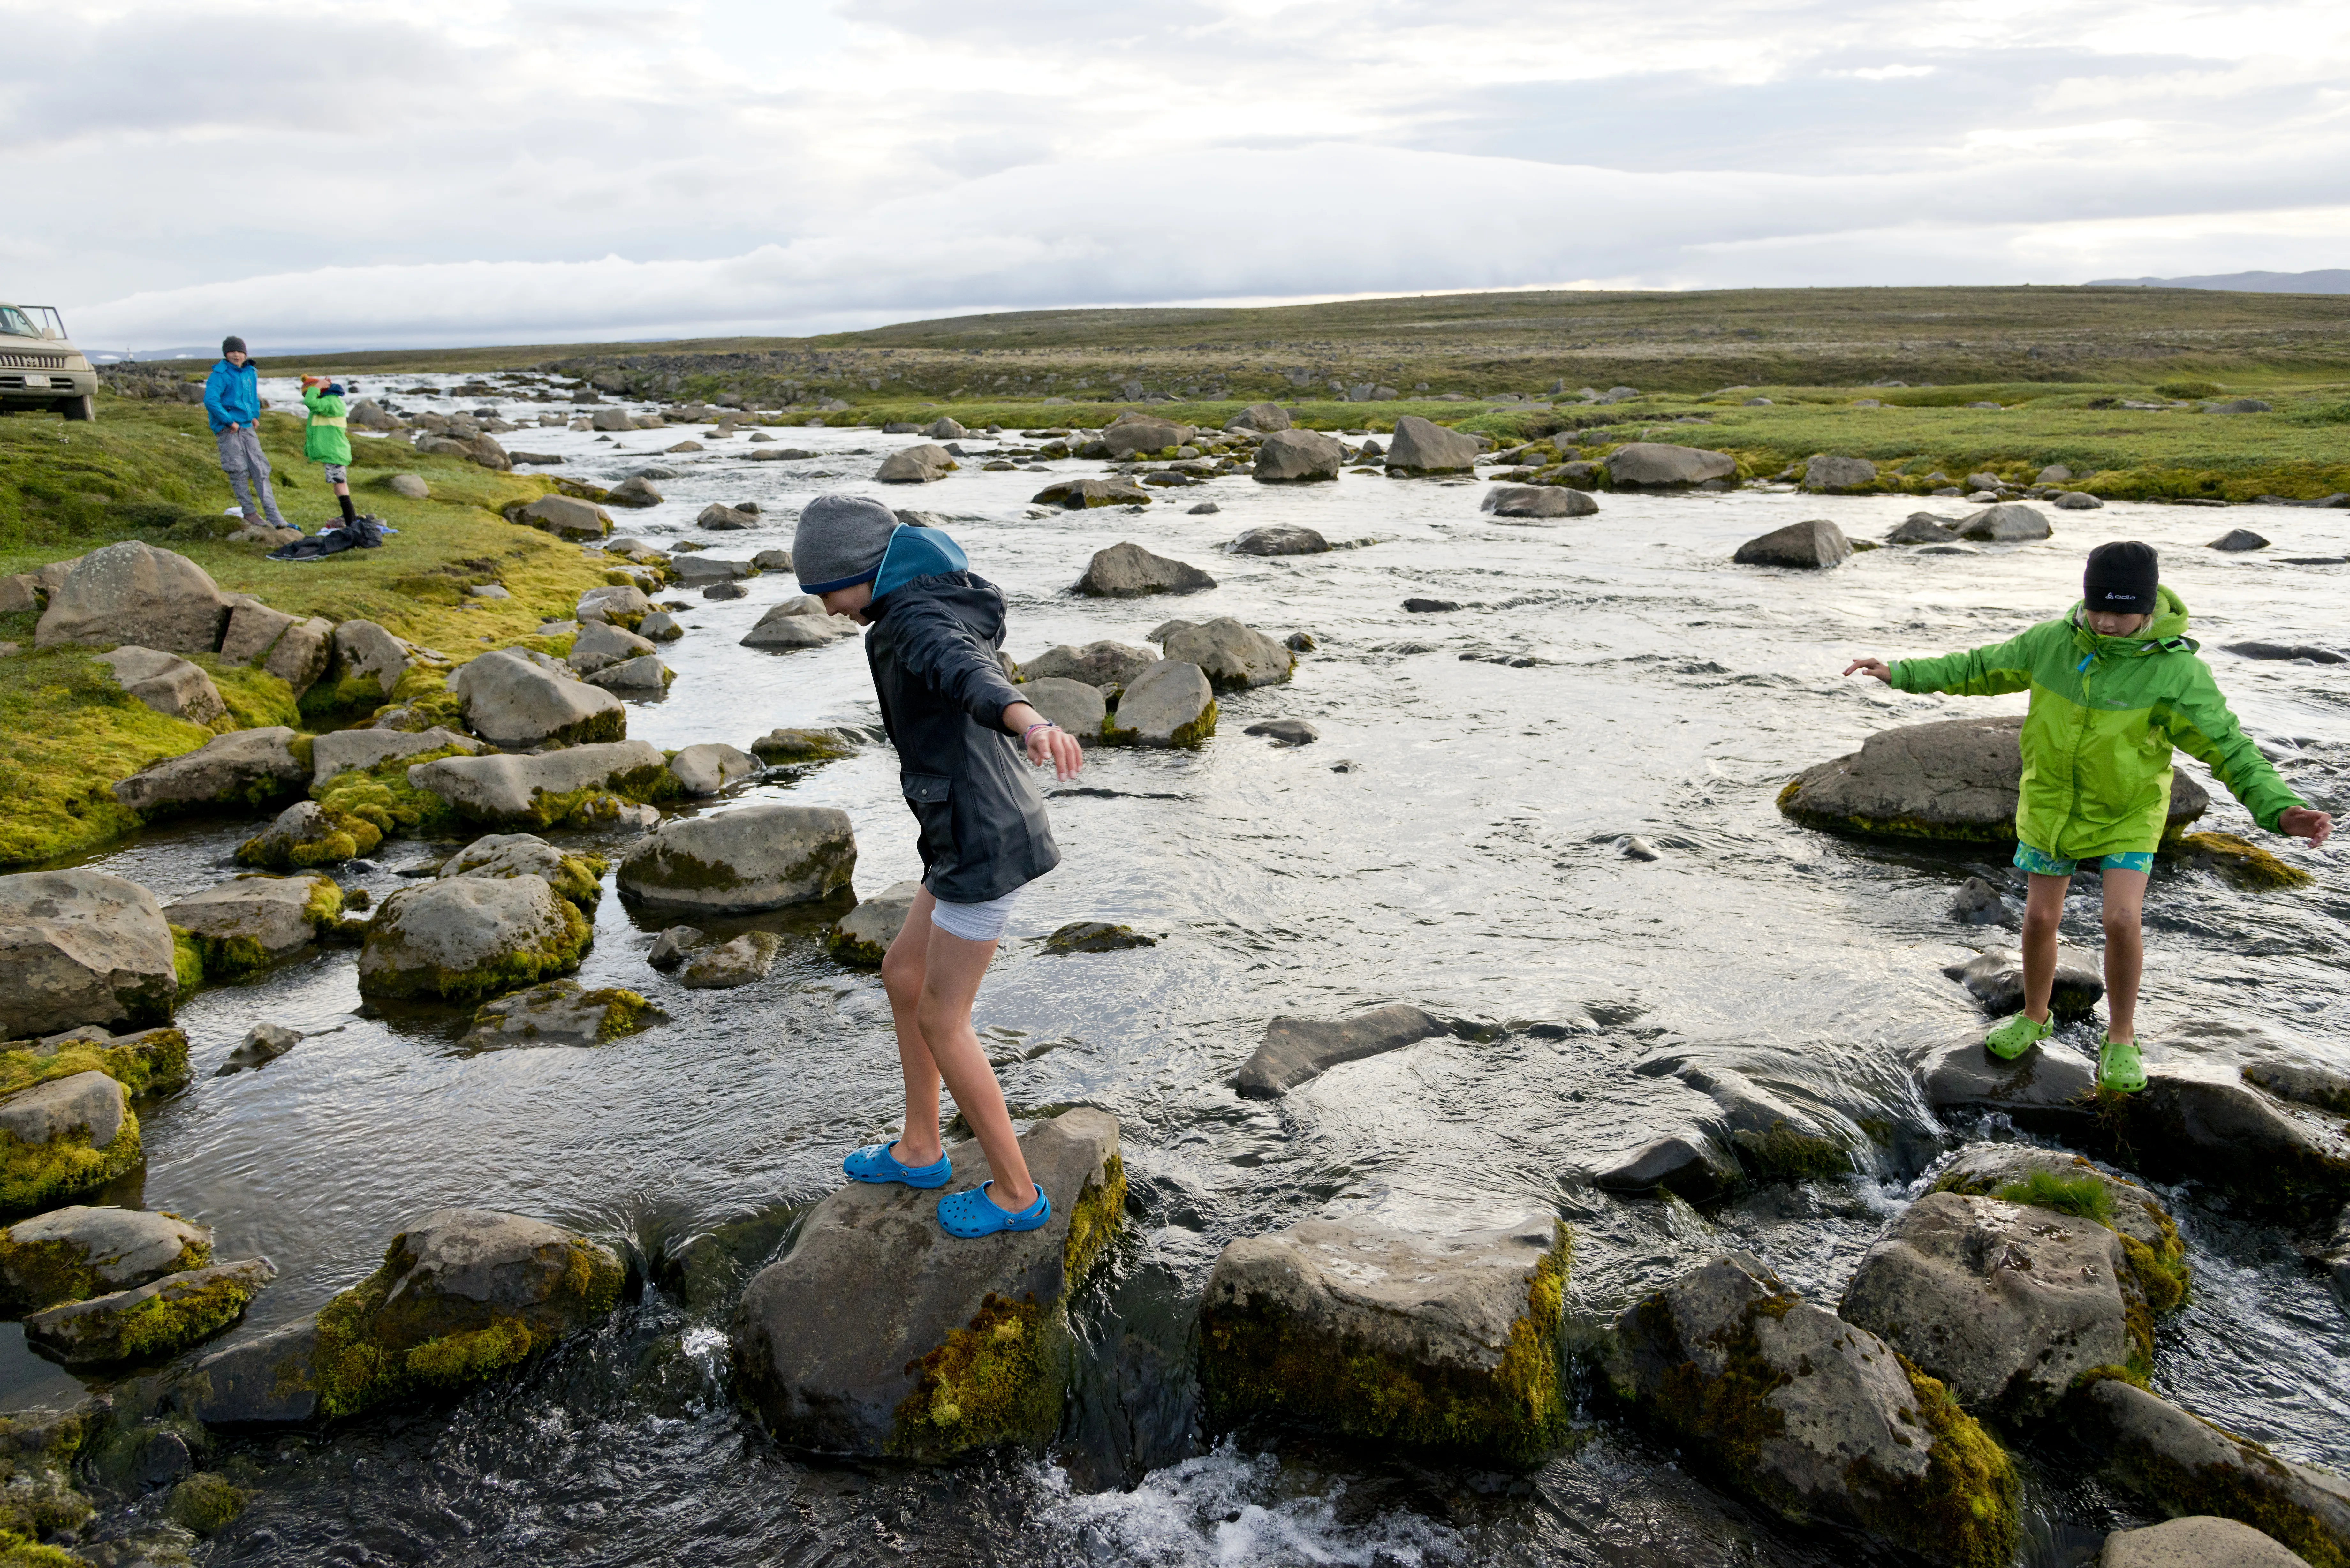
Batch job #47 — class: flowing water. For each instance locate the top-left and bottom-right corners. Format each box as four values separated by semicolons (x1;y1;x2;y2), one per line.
17;379;2350;1566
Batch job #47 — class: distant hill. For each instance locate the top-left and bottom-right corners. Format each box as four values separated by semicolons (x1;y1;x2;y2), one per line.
2089;269;2350;294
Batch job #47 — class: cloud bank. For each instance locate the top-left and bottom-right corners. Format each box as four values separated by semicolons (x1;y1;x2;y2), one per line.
13;0;2349;351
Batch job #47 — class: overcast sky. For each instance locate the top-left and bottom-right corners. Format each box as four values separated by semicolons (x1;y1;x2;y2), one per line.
12;0;2348;352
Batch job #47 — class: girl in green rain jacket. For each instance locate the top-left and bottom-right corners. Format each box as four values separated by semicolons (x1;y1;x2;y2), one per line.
300;375;359;527
1848;541;2331;1092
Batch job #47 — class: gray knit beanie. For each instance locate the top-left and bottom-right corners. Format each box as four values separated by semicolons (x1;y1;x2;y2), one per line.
794;494;900;594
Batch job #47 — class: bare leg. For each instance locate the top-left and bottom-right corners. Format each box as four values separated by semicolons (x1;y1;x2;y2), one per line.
2018;872;2069;1024
879;890;1039;1209
2099;867;2149;1043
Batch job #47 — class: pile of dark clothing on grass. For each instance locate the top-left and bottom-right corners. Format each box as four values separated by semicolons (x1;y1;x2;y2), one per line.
268;514;391;562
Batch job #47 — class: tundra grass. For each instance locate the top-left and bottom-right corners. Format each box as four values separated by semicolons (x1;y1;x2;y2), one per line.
0;395;617;867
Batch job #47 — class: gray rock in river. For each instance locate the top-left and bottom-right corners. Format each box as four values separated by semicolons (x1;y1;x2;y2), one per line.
1951;875;2014;925
1675;1063;1854;1180
1592;1126;1740;1201
1945;945;2105;1017
0;1205;211;1314
1606;1253;2018;1567
2053;491;2103;510
517;494;612;539
617;804;856;914
1015;677;1105;740
407;741;668;828
1101;660;1217;748
1102;416;1190;458
876;443;955;484
679;932;782;989
0;870;178;1038
223;1022;300;1070
1384;416;1480;474
1251;428;1344;483
2073;1378;2350;1566
1072;541;1216;597
27;1258;275;1366
567;620;656;675
669;556;756;585
1839;1192;2141;1421
1230;525;1331;556
1887;513;1961;544
741;603;859;649
1779;715;2209;846
1605;442;1738;489
2209;529;2271;552
357;874;591;1003
1162;616;1294;690
110;727;307;817
1015;640;1157;687
1234;1003;1451;1097
1244;718;1318;745
461;979;663;1048
1032;477;1153;509
1482;485;1597;519
0;1070;137;1212
697;503;758;531
1801;454;1880;494
309;725;478;785
1200;1217;1567;1465
2100;1516;2306;1568
1957;502;2053;541
730;1108;1124;1461
1733;518;1852;569
825;881;921;966
162;873;342;975
1931;1143;2187;1275
450;649;626;750
668;742;758;797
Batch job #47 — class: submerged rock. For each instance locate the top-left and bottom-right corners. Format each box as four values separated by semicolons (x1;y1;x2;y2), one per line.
1072;542;1216;597
111;727;307;818
27;1257;275;1366
1780;715;2209;846
749;727;858;766
1041;921;1155;955
461;979;663;1049
1945;946;2105;1017
1591;1127;1741;1201
1483;485;1597;519
827;881;921;966
1199;1217;1567;1465
223;1023;300;1070
2209;529;2272;553
161;874;343;976
679;932;782;989
1734;518;1853;569
1676;1064;1854;1180
1244;718;1319;745
357;875;591;1002
1032;477;1152;509
1161;617;1293;690
0;871;178;1039
1100;660;1217;748
1607;1253;2017;1568
730;1108;1124;1460
0;1205;210;1315
617;804;856;914
1234;1004;1451;1097
1230;525;1331;556
1951;876;2014;926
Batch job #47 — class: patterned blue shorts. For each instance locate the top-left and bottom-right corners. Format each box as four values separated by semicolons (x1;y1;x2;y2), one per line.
2013;842;2155;877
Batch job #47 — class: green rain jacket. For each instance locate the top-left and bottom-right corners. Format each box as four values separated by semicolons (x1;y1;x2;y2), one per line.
300;384;352;465
1891;587;2304;858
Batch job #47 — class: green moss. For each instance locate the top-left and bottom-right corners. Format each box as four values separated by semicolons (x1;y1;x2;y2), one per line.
0;1226;210;1315
300;874;346;928
1061;1153;1127;1289
2172;831;2314;891
1870;1358;2022;1568
96;1270;265;1362
0;1532;85;1568
235;805;381;871
191;656;301;731
0;1111;141;1216
172;926;206;993
167;1471;247;1535
310;746;466;839
1732;1122;1856;1181
1994;1170;2115;1226
0;1409;93;1542
0;1029;188;1101
890;1291;1057;1459
0;646;209;866
822;929;888;966
403;1317;537;1389
1202;1224;1570;1467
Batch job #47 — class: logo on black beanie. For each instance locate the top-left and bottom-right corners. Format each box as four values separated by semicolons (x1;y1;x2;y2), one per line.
2083;540;2159;613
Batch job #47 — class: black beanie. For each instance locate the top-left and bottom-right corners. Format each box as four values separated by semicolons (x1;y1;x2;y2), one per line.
2084;541;2159;615
221;336;247;357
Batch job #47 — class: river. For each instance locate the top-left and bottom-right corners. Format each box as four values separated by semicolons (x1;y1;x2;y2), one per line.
17;376;2349;1566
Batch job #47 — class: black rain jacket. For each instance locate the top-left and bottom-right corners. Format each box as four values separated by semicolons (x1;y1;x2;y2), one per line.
864;570;1059;903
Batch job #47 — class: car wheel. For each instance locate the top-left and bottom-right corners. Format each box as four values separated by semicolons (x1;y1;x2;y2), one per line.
56;394;95;422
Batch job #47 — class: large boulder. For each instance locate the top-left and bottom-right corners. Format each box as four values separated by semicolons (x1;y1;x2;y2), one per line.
1101;660;1217;747
93;646;225;724
27;1257;275;1366
1483;485;1597;520
261;616;334;697
309;725;479;785
0;1071;138;1215
1200;1217;1566;1464
329;621;413;701
2093;1060;2350;1212
575;584;653;626
407;741;669;828
875;443;955;484
218;602;298;665
1605;443;1738;489
1227;402;1291;433
110;727;307;817
1072;542;1215;597
730;1109;1124;1460
0;871;178;1038
1234;1004;1450;1097
616;804;856;914
1016;677;1106;740
357;875;592;1002
1802;455;1881;494
2075;1378;2350;1568
1944;945;2105;1017
460;980;661;1049
741;604;859;649
161;874;342;976
566;621;656;675
1734;518;1853;569
516;494;612;539
1229;525;1331;556
439;833;607;909
33;542;230;654
1252;428;1344;483
1161;617;1293;690
0;1205;210;1315
825;881;921;965
1779;715;2209;845
2100;1517;2306;1568
1032;477;1153;509
922;417;967;441
1015;641;1156;688
1957;503;2053;542
605;475;662;507
1102;417;1190;458
1839;1192;2142;1421
234;799;378;871
449;650;627;749
1384;416;1479;473
1608;1254;2017;1567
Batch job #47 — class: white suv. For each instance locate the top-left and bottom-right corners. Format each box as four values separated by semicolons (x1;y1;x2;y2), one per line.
0;302;98;420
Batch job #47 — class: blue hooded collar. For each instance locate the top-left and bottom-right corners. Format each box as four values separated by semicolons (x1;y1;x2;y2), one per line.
871;524;968;601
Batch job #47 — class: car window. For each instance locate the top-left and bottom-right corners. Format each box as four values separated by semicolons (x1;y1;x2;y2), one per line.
0;307;39;339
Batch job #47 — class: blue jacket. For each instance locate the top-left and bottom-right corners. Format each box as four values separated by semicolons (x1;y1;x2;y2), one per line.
204;358;259;432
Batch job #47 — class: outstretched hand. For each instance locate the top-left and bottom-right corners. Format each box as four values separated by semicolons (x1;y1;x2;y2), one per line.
2280;807;2333;848
1027;725;1084;781
1844;657;1892;683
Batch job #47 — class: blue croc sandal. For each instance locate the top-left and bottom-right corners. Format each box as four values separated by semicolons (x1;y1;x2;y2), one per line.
843;1141;952;1190
937;1183;1051;1238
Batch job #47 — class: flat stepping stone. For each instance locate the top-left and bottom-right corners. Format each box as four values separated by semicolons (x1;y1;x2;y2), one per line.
1234;1004;1452;1097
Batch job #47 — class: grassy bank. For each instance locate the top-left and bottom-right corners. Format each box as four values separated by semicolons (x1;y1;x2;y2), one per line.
0;396;615;866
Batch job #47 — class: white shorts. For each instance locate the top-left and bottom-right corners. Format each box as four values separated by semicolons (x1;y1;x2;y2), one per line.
929;888;1020;943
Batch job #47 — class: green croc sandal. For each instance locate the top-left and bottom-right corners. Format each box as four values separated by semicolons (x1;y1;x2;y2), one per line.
1984;1012;2052;1061
2098;1036;2148;1093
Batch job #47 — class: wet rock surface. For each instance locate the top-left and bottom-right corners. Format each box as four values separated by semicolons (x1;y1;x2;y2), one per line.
827;881;921;965
408;741;667;826
1945;945;2106;1016
1014;640;1157;687
1072;542;1216;597
27;1257;276;1366
162;873;341;973
461;979;662;1048
1160;617;1293;690
0;871;178;1039
1101;660;1216;747
357;874;591;1002
1483;485;1597;519
616;804;857;914
0;1205;211;1314
1252;428;1345;482
679;932;783;989
1734;517;1853;569
1234;1004;1451;1097
2100;1516;2306;1567
111;728;307;817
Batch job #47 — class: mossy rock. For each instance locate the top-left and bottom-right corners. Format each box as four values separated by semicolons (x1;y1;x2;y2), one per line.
2172;831;2314;891
356;876;592;1003
167;1471;247;1535
0;1406;94;1543
0;1075;142;1217
1041;921;1157;956
26;1257;274;1366
0;1027;189;1101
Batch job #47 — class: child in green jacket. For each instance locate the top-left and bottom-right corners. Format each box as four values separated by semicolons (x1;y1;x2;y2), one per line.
299;375;358;528
1846;541;2331;1091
